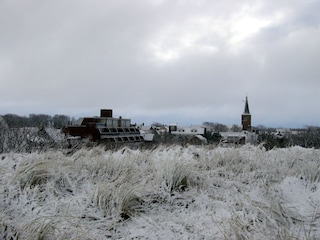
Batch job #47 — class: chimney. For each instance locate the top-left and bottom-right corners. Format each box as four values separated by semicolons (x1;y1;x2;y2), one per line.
100;109;113;118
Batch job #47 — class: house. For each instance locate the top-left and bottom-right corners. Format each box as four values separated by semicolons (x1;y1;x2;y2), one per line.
168;124;207;136
62;109;144;143
136;124;155;142
219;132;246;145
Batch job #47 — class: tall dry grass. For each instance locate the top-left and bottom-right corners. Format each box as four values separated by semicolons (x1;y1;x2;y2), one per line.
0;145;319;239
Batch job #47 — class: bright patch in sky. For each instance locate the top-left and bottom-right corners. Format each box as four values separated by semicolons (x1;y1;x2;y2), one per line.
148;17;222;62
230;16;271;43
149;7;285;61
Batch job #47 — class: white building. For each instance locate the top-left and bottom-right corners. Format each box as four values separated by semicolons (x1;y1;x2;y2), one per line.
168;124;206;136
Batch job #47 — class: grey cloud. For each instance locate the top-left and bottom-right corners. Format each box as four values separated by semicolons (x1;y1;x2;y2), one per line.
0;0;319;127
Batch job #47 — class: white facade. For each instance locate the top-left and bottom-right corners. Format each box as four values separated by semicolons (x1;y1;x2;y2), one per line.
170;125;206;136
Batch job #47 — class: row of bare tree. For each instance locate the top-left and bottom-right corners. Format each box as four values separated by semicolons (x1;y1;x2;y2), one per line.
2;113;71;129
257;126;320;149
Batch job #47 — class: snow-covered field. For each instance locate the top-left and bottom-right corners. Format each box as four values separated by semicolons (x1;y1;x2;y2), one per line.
1;145;319;239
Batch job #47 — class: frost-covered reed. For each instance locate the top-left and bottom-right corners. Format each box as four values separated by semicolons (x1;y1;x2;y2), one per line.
0;145;319;239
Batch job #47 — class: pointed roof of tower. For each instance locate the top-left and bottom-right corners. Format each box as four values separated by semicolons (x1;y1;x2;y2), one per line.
243;96;250;114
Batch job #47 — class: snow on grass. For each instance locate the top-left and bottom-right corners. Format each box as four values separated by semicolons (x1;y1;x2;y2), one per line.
0;145;319;239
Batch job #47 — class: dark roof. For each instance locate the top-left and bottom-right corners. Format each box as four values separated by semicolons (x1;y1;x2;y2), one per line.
243;96;250;114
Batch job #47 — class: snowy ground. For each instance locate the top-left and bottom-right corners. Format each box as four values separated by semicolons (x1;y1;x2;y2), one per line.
1;145;319;239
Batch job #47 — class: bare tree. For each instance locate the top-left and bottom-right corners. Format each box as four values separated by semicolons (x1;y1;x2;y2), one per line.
52;114;70;128
202;122;228;132
3;114;30;127
230;124;241;132
29;114;52;127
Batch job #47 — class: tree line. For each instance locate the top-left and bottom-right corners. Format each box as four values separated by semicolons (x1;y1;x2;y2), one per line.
257;126;320;149
1;113;72;129
202;122;242;132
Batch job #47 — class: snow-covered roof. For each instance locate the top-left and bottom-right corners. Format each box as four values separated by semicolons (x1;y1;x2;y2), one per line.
220;132;246;137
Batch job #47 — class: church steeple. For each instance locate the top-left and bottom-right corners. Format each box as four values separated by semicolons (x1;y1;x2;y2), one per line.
242;96;251;131
243;96;250;114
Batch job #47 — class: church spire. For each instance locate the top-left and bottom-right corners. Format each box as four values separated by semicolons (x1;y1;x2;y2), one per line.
244;96;250;114
242;96;251;131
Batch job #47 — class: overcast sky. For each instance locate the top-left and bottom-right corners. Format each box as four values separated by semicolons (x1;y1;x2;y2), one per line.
1;0;319;127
